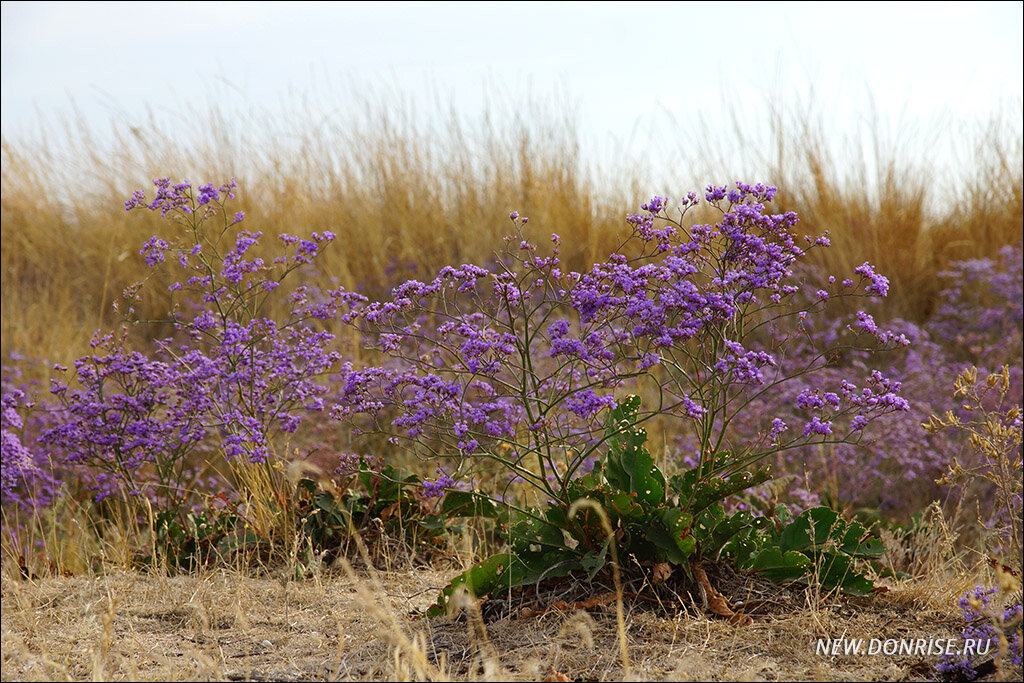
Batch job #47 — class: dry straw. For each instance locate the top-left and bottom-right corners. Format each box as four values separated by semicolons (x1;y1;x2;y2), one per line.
2;88;1020;369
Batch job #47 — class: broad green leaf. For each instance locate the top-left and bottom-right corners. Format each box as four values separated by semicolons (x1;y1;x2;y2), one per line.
746;547;813;582
647;508;697;564
601;395;666;505
377;464;418;501
779;507;841;554
603;490;642;520
660;507;694;544
314;492;336;512
669;466;769;514
425;552;513;617
580;539;611;580
646;524;694;564
499;548;578;588
805;552;876;596
722;536;758;566
621;439;666;506
511;516;568;551
700;509;755;558
839;520;886;557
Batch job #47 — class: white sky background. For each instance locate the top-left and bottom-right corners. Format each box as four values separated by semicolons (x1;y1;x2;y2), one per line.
1;0;1022;192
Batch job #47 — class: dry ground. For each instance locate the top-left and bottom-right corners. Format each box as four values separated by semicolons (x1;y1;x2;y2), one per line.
1;557;992;682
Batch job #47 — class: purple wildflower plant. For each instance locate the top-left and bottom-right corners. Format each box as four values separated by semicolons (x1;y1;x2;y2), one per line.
700;234;1022;521
331;183;911;504
1;357;65;514
119;179;350;465
36;179;348;519
41;328;215;503
934;583;1023;681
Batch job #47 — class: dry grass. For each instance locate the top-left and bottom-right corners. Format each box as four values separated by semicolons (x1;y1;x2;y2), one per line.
0;90;635;370
2;463;1019;682
0;554;1004;682
683;93;1024;319
2;89;1021;369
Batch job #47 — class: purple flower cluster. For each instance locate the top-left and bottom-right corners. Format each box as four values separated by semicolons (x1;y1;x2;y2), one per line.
935;585;1023;681
124;177;237;218
330;182;911;499
20;179;347;508
714;340;777;385
422;472;456;498
853;261;890;297
1;389;37;500
41;334;213;500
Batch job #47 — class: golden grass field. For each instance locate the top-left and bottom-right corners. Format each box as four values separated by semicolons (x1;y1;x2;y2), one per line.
1;92;1022;681
2;92;1021;366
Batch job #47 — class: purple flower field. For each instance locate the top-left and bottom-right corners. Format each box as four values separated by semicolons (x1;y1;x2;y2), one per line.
1;177;1021;681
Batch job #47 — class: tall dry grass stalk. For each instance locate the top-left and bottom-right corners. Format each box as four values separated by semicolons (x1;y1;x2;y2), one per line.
1;90;632;371
681;92;1023;318
2;88;1021;371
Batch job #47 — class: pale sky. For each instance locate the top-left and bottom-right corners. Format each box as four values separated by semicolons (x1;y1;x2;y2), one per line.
1;1;1022;187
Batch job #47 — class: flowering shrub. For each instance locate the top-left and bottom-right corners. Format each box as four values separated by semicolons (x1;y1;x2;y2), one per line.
122;178;346;465
41;330;215;504
22;179;352;566
335;184;909;496
1;358;63;513
330;183;912;610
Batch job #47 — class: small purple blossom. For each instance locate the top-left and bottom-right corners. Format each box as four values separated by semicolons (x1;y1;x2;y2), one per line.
854;261;890;297
854;310;878;335
849;415;869;431
422;473;456;498
141;236;170;267
768;417;788;441
803;416;833;436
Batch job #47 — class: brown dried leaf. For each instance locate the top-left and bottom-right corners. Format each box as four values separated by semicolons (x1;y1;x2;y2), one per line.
379;501;400;523
693;564;753;627
572;592;618;610
545;592;618;616
652;562;672;584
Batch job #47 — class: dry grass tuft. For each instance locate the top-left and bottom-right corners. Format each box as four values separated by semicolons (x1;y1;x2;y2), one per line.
2;90;1021;368
2;556;1004;682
